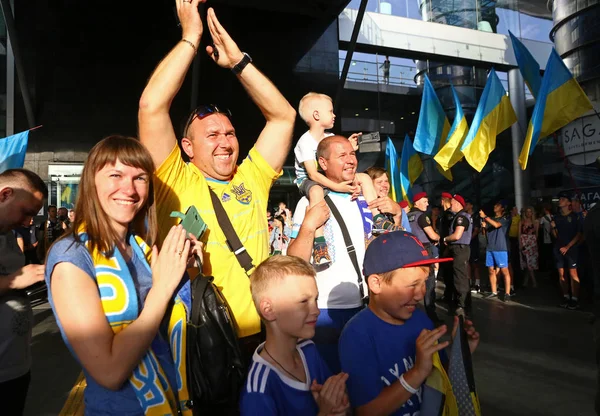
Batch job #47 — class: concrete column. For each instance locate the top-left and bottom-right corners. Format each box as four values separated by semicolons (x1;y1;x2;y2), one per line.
5;0;14;136
508;68;529;210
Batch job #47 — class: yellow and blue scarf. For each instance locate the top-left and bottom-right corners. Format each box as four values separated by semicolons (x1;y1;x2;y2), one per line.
80;231;192;415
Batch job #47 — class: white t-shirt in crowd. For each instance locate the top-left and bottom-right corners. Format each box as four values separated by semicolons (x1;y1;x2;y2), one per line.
539;214;553;244
293;131;334;185
292;192;370;309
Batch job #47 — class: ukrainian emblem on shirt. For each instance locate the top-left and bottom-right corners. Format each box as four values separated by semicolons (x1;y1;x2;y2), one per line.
567;216;572;223
231;182;252;205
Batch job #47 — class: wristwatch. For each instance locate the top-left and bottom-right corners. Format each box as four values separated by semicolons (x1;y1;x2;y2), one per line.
232;53;252;75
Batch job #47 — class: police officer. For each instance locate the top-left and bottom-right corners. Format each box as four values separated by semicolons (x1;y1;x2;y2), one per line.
439;191;456;304
443;194;472;316
408;192;441;322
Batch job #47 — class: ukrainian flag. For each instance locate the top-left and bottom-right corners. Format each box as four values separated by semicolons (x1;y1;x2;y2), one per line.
400;134;423;203
0;131;29;173
434;85;469;171
519;49;593;170
414;75;452;179
414;75;450;156
460;69;517;172
385;137;402;203
509;31;542;99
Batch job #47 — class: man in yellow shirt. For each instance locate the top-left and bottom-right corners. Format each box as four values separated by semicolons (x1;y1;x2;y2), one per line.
138;1;295;343
508;206;521;293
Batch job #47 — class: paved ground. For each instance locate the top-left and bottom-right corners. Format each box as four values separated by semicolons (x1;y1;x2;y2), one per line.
24;274;597;415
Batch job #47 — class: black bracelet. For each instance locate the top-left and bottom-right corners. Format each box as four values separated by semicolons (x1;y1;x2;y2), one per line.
232;53;252;75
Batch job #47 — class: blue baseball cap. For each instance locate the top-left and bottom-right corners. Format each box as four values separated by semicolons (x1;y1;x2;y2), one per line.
363;231;452;276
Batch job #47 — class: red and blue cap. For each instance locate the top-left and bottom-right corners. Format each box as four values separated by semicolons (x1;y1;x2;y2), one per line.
363;231;453;276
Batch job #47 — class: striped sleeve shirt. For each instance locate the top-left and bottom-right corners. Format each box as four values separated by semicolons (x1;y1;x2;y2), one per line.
240;340;332;415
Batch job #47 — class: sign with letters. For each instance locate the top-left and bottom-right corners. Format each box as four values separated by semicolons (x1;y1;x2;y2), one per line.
567;186;600;210
559;114;600;166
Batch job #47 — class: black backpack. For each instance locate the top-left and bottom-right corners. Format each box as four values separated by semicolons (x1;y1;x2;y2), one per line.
186;189;257;414
186;273;246;414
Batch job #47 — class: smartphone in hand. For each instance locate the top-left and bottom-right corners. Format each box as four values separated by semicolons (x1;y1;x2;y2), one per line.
170;206;207;240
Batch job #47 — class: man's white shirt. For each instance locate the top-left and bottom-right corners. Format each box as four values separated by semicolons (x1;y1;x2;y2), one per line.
292;192;370;309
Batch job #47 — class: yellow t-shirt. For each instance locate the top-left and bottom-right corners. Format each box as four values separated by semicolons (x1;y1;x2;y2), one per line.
509;214;521;238
155;144;281;338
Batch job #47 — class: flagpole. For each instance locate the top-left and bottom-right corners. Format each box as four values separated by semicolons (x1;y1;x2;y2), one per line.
553;132;579;195
27;125;43;132
509;68;529;210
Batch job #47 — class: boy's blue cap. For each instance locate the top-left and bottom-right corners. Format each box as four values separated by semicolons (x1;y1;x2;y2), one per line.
363;231;452;276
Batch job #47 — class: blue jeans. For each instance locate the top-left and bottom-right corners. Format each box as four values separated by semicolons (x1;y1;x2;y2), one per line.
313;307;362;373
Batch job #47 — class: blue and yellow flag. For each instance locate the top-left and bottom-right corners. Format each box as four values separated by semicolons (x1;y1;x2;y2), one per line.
434;85;469;171
519;49;593;170
509;31;542;99
400;134;423;203
385;137;402;203
414;75;452;179
461;69;517;172
414;76;452;156
0;131;29;173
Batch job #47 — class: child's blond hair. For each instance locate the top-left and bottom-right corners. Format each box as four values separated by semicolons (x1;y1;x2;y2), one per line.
251;255;316;313
298;92;333;124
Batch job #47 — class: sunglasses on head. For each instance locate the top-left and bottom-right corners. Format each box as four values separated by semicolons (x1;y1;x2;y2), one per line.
182;104;233;137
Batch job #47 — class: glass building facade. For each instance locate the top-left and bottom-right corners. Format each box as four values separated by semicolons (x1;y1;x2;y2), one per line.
338;0;599;208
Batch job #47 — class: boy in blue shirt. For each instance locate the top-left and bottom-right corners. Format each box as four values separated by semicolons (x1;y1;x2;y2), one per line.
339;231;480;416
241;255;350;415
552;191;584;309
480;201;512;302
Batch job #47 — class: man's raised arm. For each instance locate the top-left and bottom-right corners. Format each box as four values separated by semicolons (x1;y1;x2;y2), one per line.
287;201;330;262
138;0;205;168
204;8;295;173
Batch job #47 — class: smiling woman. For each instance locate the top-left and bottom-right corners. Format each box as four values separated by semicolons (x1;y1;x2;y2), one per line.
73;135;157;254
43;135;197;415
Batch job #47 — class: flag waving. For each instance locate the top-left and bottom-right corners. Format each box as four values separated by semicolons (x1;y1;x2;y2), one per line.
434;85;469;171
509;31;542;99
519;49;594;170
0;131;30;173
414;75;452;179
400;134;423;203
385;137;402;203
461;69;517;172
414;76;451;155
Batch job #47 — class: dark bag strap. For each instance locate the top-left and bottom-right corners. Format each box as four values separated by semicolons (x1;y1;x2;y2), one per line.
324;195;366;302
191;274;212;325
209;188;255;276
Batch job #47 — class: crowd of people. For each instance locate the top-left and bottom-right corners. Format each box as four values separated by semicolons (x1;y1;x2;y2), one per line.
0;1;598;415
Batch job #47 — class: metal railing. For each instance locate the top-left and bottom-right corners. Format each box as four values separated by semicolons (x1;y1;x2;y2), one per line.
340;58;418;87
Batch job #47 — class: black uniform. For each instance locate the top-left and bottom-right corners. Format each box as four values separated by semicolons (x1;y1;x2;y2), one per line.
448;210;472;312
439;208;456;301
408;208;438;321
